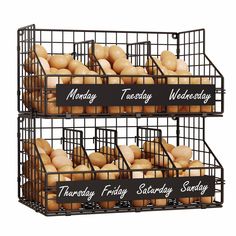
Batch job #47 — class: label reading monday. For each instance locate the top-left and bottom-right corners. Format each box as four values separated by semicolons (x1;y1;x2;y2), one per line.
56;84;215;106
56;176;215;203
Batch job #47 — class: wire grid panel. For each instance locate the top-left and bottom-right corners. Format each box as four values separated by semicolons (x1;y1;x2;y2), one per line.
178;30;224;113
127;41;151;67
18;117;47;206
33;28;177;55
178;117;223;204
18;115;224;215
18;25;224;116
62;128;90;167
18;116;35;200
21;116;210;154
178;29;222;76
31;117;178;151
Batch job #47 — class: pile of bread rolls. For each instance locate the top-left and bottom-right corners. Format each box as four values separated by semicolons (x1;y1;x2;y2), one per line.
22;138;87;211
23;44;104;115
22;137;214;211
146;51;213;113
117;138;213;207
23;43;156;115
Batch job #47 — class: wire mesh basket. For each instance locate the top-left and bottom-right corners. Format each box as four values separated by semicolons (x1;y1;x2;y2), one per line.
18;115;224;216
17;25;225;216
17;25;224;117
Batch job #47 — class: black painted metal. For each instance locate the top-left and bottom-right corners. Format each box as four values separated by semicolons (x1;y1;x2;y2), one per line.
17;25;224;117
17;25;225;216
17;114;224;216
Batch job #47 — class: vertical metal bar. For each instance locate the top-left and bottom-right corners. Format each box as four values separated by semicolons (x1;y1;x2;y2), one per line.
198;30;200;76
17;30;21;113
203;29;206;54
126;117;128;146
17;116;21;199
62;127;65;150
136;126;140;147
176;117;180;146
94;125;98;152
80;129;83;146
176;32;180;59
193;31;195;75
221;167;224;204
202;117;205;140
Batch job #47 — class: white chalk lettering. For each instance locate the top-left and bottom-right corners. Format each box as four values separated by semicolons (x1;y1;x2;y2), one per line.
101;184;128;199
121;88;152;104
137;183;173;198
169;89;211;104
58;185;95;201
181;181;208;195
66;88;97;104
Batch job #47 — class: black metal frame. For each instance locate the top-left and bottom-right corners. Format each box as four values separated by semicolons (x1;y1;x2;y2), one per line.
17;25;225;216
17;24;224;117
17;115;224;216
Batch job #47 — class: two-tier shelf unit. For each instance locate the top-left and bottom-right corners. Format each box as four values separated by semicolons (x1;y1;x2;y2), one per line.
17;24;225;216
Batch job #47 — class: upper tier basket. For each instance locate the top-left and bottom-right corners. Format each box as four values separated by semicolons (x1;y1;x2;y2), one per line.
17;24;225;118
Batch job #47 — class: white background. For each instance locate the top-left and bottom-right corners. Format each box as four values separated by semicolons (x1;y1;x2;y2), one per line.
0;0;235;235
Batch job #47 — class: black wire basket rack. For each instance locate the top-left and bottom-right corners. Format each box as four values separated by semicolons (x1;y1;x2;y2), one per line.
17;25;225;216
18;115;224;216
17;24;224;117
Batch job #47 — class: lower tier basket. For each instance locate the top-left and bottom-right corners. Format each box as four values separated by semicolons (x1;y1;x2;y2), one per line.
18;115;224;216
